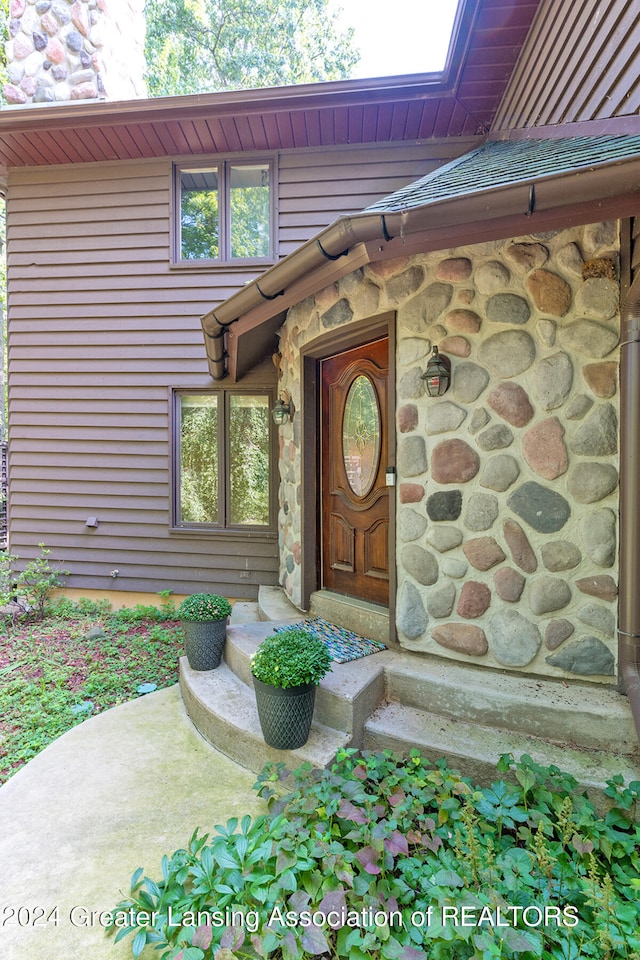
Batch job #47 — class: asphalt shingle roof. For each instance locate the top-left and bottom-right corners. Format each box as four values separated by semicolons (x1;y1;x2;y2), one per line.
366;135;640;213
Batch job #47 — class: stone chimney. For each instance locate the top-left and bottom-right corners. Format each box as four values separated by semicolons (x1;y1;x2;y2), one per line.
5;0;147;105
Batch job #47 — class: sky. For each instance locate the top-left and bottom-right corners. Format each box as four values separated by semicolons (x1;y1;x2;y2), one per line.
328;0;462;78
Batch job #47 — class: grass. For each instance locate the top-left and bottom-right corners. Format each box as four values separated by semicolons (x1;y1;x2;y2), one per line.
0;598;185;785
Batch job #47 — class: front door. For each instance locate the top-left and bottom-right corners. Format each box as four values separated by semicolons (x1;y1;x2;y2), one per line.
321;337;389;605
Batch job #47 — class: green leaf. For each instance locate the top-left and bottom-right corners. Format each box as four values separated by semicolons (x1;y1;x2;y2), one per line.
131;929;148;958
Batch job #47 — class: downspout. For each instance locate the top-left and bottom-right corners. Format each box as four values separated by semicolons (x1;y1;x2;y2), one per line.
618;276;640;745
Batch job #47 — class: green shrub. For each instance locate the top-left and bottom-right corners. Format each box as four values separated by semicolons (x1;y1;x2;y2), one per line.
107;750;640;960
251;627;332;688
0;543;68;622
51;596;113;618
177;593;232;622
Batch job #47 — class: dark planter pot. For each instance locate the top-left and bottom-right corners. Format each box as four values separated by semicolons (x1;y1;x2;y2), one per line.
181;618;227;671
252;675;316;750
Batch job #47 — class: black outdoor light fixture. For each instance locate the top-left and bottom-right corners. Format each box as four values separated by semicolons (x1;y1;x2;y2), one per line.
271;395;293;425
421;346;452;397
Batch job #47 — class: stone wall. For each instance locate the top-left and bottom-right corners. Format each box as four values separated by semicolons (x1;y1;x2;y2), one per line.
276;221;621;684
5;0;146;104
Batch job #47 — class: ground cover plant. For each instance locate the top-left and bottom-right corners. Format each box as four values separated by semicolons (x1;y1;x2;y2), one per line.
0;593;183;784
109;749;640;960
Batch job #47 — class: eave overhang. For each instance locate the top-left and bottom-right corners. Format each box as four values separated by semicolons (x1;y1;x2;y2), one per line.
0;0;543;172
201;135;640;380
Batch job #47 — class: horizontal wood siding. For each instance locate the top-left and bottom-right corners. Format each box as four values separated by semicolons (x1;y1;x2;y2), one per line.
7;139;473;595
493;0;640;131
278;139;477;255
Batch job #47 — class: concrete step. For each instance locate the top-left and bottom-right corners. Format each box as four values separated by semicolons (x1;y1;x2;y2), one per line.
385;652;639;757
309;589;390;646
180;658;350;774
258;585;304;622
225;620;392;741
229;601;260;625
363;700;640;812
179;586;640;802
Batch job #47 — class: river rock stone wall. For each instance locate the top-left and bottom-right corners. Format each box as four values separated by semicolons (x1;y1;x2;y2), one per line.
5;0;146;104
276;221;620;684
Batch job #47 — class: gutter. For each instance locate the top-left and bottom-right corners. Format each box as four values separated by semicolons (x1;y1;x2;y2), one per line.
201;154;640;374
618;277;640;746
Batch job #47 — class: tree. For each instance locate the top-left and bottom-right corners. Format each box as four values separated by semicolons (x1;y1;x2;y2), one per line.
144;0;359;97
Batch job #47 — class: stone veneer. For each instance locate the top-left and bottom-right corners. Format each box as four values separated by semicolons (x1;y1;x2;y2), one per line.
5;0;146;104
276;221;621;683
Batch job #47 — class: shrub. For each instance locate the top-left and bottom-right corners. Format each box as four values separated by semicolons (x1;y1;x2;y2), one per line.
107;750;640;960
0;542;68;622
251;627;332;688
177;593;232;622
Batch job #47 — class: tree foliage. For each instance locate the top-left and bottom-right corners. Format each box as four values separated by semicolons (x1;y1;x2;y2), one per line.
144;0;359;97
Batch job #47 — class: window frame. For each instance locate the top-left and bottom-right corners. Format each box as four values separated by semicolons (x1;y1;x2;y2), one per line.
171;387;278;534
172;157;276;267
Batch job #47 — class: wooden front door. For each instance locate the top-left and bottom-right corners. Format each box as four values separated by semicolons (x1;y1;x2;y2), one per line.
321;337;389;605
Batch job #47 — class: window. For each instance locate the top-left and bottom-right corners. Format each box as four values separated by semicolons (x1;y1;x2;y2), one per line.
173;390;275;530
175;160;274;264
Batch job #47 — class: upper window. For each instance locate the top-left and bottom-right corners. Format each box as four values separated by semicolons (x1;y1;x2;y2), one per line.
173;389;275;530
175;160;274;264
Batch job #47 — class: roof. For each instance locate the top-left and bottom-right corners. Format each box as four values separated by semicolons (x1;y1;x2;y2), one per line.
0;0;541;171
203;133;640;380
366;134;640;211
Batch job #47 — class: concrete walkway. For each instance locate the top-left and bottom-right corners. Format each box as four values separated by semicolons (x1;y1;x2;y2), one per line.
0;685;264;960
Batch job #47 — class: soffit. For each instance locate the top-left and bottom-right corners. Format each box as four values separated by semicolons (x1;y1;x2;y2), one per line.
0;0;541;169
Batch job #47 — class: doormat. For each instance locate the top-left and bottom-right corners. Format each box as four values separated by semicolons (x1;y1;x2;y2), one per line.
275;617;386;663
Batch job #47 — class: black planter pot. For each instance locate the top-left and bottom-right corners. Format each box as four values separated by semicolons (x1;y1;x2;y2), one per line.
182;619;227;671
252;675;316;749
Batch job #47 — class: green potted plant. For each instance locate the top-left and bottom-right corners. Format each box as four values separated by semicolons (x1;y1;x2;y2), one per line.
177;593;232;671
250;626;332;749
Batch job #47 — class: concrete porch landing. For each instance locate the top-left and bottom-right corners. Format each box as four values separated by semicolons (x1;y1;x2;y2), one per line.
180;589;640;809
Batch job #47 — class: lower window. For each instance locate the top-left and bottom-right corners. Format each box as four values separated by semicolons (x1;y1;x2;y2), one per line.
173;390;274;530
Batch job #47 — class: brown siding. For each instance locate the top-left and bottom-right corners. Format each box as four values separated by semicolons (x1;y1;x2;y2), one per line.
492;0;640;131
7;139;474;596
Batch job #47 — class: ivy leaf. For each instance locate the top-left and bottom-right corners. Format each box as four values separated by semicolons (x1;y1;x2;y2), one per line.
193;924;213;950
355;845;381;874
515;766;536;795
215;949;238;960
397;946;426;960
288;889;311;912
389;789;406;808
431;868;464;887
220;925;245;950
281;930;302;960
571;834;594;855
318;887;346;922
337;799;369;824
384;830;408;856
301;923;330;955
277;846;298;873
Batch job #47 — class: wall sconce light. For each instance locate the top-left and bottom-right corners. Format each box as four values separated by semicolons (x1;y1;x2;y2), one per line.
421;346;451;397
272;395;293;425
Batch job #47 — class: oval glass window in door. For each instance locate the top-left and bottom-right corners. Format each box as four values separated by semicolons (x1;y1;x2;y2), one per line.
342;375;381;497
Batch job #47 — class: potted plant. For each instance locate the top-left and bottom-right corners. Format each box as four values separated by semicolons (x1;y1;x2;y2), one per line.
250;626;332;749
177;593;232;671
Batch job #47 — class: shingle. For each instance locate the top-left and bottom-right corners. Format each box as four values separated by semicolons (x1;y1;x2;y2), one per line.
366;136;640;212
